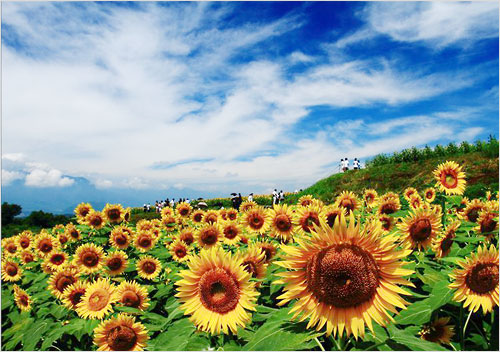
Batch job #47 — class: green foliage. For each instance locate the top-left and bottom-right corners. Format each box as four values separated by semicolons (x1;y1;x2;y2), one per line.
2;202;22;225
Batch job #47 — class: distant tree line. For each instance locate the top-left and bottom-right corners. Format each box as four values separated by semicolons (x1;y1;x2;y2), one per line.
366;136;499;167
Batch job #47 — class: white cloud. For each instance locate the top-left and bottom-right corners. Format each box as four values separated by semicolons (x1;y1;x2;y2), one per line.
2;170;24;186
25;169;74;187
95;179;113;189
2;153;25;162
365;2;498;47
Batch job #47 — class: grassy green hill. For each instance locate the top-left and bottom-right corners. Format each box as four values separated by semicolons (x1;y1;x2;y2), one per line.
286;151;499;205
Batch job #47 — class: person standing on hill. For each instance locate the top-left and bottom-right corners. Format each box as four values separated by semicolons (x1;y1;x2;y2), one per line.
237;193;243;210
353;158;360;170
248;193;254;202
272;189;278;205
345;157;349;171
340;158;344;172
279;190;284;204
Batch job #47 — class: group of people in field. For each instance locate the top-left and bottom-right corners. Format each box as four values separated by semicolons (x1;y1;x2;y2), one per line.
272;189;285;205
340;157;361;172
143;197;191;212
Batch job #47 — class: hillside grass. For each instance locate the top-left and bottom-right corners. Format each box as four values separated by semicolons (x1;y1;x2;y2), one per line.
286;151;499;205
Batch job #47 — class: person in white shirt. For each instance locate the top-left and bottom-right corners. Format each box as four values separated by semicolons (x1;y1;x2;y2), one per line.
248;193;254;202
353;158;360;170
272;189;278;205
345;158;349;171
279;190;284;204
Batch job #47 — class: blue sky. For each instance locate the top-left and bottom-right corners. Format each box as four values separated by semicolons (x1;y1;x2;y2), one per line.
2;1;498;201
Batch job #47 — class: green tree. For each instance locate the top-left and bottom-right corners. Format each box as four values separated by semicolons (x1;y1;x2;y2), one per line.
1;203;22;225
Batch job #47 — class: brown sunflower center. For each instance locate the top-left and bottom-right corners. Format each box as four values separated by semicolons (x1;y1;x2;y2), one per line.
108;257;124;271
260;245;276;262
51;254;65;265
409;218;432;242
224;226;238;239
380;202;397;215
82;251;99;267
440;235;454;253
141;261;157;275
248;213;264;230
274;214;292;232
70;229;79;239
242;260;258;278
228;212;237;220
201;228;218;245
19;294;29;307
138;236;152;248
69;289;85;306
56;275;76;292
79;208;90;218
90;216;103;227
480;214;497;233
88;289;111;311
193;213;203;222
19;239;30;249
466;208;481;223
180;233;194;245
326;213;339;228
466;262;499;294
301;200;312;207
366;194;374;202
341;199;355;212
107;209;121;221
179;207;189;216
199;268;240;314
175;246;187;258
205;214;218;224
381;217;392;231
306;244;379;308
114;233;128;246
59;235;68;244
107;325;138;351
300;213;320;233
421;323;445;343
6;243;17;253
442;172;458;188
39;239;53;253
22;253;34;263
5;263;18;276
122;290;141;307
426;191;434;199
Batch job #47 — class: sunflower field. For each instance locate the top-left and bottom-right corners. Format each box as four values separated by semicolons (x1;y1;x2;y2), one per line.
1;161;498;351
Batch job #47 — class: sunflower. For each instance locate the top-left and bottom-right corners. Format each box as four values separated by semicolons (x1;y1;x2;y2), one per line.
105;251;129;276
191;209;205;224
176;202;193;218
45;250;69;271
170;240;192;263
295;205;326;236
61;280;88;310
48;267;80;298
403;187;418;202
94;313;149;351
2;237;18;257
424;188;436;203
475;203;499;241
56;231;70;246
74;243;105;274
237;245;268;279
397;207;442;251
1;260;22;282
275;212;414;338
175;247;259;334
136;255;162;280
256;240;278;264
298;195;315;208
19;250;36;265
242;206;271;235
335;191;360;214
52;224;65;234
219;208;228;221
103;203;125;224
323;206;344;228
240;200;257;213
433;161;466;195
268;204;295;243
76;278;118;319
17;231;33;250
203;210;219;225
378;193;401;215
65;223;81;242
34;232;58;258
363;189;379;208
123;207;131;223
419;317;455;345
226;208;239;221
409;194;423;210
461;199;486;223
449;245;499;314
75;202;93;224
379;214;396;233
196;224;222;249
179;228;195;246
116;280;150;311
433;221;460;258
86;210;106;230
13;285;32;312
161;215;178;231
109;226;133;249
133;231;157;252
220;221;241;245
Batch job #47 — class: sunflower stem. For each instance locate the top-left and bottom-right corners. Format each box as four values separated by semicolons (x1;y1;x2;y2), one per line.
459;306;465;350
314;337;326;351
463;309;473;338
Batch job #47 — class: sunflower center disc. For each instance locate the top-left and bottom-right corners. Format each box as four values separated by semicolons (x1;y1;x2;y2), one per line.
139;237;151;248
261;246;275;262
202;229;218;245
51;254;65;265
39;240;53;253
224;227;238;239
180;233;194;245
59;236;68;244
70;230;79;239
108;258;123;271
7;244;17;253
301;213;320;232
122;290;140;307
19;294;29;306
480;215;497;233
422;323;445;343
90;217;103;227
206;215;217;224
82;252;99;267
108;209;121;221
23;254;34;263
306;244;379;308
56;275;76;292
242;260;258;277
326;213;338;228
20;239;30;248
70;291;85;306
466;263;499;294
275;215;292;232
89;289;110;311
199;268;240;314
440;235;454;253
443;173;458;188
467;208;480;223
341;199;354;212
409;219;432;242
380;203;396;215
142;262;156;274
175;247;187;258
249;214;264;229
194;214;203;222
180;208;189;216
6;264;18;276
107;326;137;351
115;234;128;245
